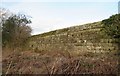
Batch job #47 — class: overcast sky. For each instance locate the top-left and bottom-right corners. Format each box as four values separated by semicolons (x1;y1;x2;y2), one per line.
1;0;119;35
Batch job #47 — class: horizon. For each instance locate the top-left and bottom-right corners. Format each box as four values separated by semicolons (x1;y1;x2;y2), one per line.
1;1;119;35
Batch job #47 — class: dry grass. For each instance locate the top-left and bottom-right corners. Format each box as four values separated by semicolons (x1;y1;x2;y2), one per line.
2;49;119;75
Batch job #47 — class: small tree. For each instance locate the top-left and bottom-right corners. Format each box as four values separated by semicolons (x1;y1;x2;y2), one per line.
2;13;32;50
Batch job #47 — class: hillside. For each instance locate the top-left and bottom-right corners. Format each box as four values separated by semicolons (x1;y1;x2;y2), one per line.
28;21;118;54
3;21;119;75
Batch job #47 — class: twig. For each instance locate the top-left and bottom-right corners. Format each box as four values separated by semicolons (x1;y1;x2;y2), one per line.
42;61;50;76
51;59;58;74
5;61;12;75
74;60;80;74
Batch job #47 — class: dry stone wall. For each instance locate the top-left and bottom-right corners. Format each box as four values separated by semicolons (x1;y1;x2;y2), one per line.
28;22;118;53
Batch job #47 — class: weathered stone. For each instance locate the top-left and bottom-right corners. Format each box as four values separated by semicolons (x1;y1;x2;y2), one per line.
27;21;118;53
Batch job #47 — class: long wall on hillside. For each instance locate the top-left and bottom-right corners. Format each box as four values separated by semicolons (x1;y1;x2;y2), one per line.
27;22;118;53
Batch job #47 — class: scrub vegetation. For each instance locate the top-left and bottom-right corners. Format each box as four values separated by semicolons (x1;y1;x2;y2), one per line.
2;8;119;75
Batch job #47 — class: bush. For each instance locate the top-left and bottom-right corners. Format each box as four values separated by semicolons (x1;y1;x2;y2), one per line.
2;13;32;49
102;14;120;38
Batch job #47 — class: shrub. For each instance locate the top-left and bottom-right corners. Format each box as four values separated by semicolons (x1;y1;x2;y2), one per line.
102;14;120;38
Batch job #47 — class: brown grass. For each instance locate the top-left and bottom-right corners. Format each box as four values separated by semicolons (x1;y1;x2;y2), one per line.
2;49;119;75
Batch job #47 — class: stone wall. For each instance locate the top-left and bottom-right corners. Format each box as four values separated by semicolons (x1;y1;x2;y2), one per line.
27;22;118;53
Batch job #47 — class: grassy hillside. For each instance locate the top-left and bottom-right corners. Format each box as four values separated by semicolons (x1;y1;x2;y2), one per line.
27;21;118;53
2;21;119;75
31;22;102;38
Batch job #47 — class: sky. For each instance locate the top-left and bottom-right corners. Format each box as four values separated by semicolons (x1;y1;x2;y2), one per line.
1;0;119;35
